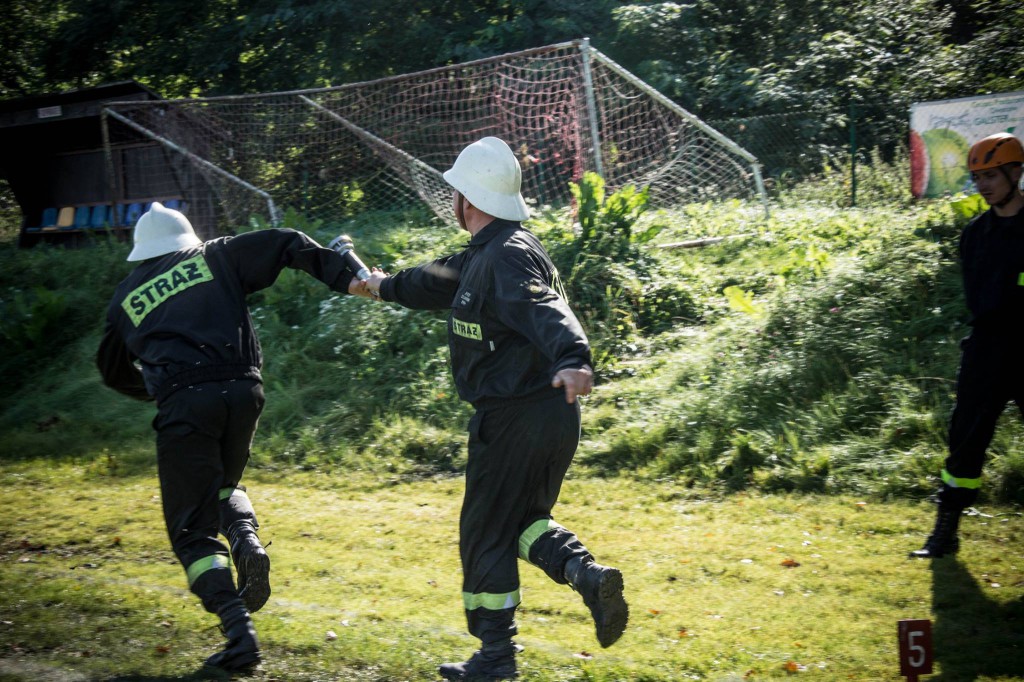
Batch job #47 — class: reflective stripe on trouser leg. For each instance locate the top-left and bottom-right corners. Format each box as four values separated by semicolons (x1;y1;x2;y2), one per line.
520;518;589;585
941;468;981;490
519;519;561;560
938;470;982;510
461;577;521;643
463;589;522;611
219;485;259;536
186;554;231;587
188;558;238;614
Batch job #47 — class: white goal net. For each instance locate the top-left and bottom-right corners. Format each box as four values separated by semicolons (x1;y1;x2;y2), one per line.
102;40;766;240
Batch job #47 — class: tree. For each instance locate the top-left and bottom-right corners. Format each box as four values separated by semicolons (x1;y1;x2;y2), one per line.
0;1;68;98
4;0;1018;124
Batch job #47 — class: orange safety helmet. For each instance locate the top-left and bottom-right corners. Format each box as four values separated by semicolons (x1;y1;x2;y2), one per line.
967;132;1024;172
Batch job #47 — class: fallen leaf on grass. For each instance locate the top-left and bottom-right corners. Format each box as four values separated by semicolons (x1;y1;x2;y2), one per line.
780;558;801;568
677;628;689;637
648;609;661;615
783;660;806;673
573;651;593;660
154;645;170;655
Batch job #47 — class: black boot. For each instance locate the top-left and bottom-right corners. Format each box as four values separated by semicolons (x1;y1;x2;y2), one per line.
226;520;271;613
565;555;629;648
909;506;962;559
204;599;261;674
438;639;518;681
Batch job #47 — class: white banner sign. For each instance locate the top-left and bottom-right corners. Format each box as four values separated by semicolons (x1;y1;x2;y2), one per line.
910;90;1024;198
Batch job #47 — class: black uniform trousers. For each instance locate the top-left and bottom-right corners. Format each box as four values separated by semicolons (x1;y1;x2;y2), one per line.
945;329;1024;509
461;391;589;644
154;378;264;611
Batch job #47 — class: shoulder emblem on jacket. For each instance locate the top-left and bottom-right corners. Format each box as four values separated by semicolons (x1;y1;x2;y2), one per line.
522;279;549;297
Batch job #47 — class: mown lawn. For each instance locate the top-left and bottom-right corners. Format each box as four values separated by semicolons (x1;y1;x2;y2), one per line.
0;459;1021;681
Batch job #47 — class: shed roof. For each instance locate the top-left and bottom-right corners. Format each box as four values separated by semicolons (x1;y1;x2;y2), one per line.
0;81;162;129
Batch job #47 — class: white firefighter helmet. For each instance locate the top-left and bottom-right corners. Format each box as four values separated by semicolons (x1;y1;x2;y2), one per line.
127;201;202;261
443;137;529;221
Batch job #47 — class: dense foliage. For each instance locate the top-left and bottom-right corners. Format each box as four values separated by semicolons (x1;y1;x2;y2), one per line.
2;5;1022;501
2;162;1021;504
2;1;1020;120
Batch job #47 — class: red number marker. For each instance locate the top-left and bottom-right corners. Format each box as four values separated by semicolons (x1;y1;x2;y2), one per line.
898;619;933;681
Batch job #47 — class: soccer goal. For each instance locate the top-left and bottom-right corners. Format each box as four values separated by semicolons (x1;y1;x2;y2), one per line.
101;39;767;239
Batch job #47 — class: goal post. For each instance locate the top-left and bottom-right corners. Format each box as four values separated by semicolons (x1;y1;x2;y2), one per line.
102;40;769;237
582;40;769;218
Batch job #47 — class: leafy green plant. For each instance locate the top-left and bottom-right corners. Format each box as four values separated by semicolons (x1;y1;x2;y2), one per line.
540;172;666;354
949;192;988;223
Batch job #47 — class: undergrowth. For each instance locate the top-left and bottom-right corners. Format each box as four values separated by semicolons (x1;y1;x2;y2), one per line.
1;163;1021;504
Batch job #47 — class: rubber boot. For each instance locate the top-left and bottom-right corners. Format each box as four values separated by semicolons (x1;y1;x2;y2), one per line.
909;506;962;559
226;519;271;613
565;555;629;648
203;598;261;674
439;639;518;681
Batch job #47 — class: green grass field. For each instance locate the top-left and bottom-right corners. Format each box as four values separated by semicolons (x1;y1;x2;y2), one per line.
2;173;1024;681
1;458;1021;681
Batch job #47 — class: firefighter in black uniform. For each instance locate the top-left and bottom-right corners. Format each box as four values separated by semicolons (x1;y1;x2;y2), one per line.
97;202;359;672
350;137;629;681
911;132;1024;559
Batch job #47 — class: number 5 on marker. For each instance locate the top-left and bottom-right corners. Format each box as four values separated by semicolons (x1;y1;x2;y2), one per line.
898;619;933;681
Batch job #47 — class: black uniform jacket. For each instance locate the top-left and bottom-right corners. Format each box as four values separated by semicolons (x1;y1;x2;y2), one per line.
97;228;354;402
378;219;592;408
959;207;1024;330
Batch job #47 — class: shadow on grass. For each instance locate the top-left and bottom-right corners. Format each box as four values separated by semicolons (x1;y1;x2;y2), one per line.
104;666;237;682
930;558;1024;680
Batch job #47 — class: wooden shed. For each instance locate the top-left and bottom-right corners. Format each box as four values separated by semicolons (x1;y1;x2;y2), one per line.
0;81;193;248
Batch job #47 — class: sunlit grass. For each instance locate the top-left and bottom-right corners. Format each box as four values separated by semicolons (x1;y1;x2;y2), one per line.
1;461;1021;680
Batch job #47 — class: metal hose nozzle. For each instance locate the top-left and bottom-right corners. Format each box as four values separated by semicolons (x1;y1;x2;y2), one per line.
328;234;371;281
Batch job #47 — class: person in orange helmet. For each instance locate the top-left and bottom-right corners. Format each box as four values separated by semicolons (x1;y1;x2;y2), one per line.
911;132;1024;559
